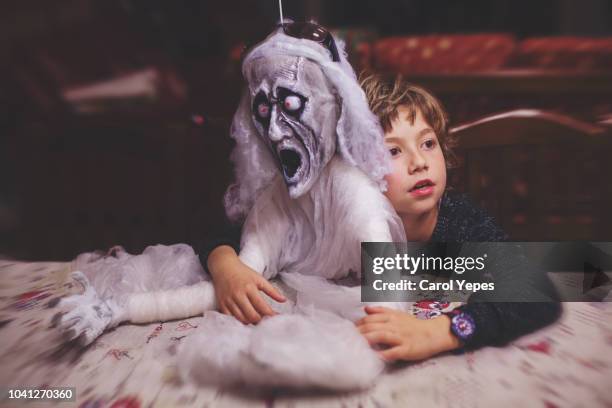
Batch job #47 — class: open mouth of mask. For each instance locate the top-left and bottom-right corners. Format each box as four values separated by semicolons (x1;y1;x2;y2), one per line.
279;148;303;180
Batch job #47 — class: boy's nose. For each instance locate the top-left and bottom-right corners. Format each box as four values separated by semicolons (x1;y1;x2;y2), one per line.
408;152;428;174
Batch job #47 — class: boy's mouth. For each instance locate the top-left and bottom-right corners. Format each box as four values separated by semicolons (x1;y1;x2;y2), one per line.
409;179;435;192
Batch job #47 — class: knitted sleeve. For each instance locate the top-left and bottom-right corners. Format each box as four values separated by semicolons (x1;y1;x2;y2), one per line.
194;222;242;274
456;242;562;349
434;192;562;350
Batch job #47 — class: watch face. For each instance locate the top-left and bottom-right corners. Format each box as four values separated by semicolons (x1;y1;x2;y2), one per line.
452;312;476;340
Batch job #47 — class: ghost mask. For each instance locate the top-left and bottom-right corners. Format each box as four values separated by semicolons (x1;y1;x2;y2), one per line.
246;55;339;198
224;26;392;221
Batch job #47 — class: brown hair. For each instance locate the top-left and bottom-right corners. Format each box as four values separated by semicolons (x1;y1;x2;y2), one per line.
359;72;457;168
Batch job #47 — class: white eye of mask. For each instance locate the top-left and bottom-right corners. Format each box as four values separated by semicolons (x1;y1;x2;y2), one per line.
283;95;302;112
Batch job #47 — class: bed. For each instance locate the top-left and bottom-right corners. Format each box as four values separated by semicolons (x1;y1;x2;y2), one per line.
0;259;611;407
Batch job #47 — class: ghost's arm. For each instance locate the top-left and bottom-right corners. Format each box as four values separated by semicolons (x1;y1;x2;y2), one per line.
334;160;403;244
320;160;409;313
238;178;292;280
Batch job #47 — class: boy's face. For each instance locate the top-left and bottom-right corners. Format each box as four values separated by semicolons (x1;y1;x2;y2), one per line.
383;106;447;217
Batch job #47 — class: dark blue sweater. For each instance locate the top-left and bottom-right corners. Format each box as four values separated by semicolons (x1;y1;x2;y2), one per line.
430;192;561;349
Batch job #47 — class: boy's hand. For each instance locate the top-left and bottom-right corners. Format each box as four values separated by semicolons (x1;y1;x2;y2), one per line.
356;306;461;362
207;245;286;324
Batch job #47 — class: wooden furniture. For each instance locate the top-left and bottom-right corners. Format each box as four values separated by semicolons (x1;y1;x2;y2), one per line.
395;70;612;125
450;109;612;240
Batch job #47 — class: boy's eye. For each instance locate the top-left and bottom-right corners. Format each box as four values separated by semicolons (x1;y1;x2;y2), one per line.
422;139;436;150
389;147;401;156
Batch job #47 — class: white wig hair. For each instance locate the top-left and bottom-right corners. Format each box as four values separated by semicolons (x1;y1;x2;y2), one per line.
224;27;391;221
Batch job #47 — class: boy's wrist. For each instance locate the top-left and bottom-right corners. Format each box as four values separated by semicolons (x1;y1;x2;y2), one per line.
207;245;240;278
431;315;463;352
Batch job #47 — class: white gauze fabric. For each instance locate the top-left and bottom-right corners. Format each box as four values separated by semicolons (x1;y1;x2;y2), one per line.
72;244;206;306
238;156;406;281
178;157;408;390
178;279;388;391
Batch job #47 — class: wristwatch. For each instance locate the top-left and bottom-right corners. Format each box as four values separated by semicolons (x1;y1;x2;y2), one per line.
445;309;476;343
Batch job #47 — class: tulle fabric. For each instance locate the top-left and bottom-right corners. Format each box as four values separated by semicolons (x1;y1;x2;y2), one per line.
178;273;391;390
177;157;408;390
71;240;407;389
178;156;409;389
72;244;206;305
240;156;406;281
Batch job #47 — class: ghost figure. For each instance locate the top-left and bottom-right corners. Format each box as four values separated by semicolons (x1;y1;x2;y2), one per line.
227;24;407;282
55;23;407;390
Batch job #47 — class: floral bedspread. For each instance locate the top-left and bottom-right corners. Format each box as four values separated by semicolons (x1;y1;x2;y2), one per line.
0;259;611;407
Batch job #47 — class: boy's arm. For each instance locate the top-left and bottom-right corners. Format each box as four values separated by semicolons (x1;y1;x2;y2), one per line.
206;244;286;324
438;193;562;349
456;242;562;350
455;301;561;350
197;223;242;273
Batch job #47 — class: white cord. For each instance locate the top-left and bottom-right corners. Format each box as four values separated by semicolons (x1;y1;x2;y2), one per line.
278;0;284;24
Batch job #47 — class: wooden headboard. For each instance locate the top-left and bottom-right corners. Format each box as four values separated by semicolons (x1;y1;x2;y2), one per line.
449;109;612;240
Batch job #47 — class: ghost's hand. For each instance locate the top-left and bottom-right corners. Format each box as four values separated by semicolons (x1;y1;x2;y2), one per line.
207;245;286;324
356;306;461;362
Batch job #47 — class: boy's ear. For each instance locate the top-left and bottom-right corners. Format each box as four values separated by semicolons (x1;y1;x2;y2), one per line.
224;89;278;222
